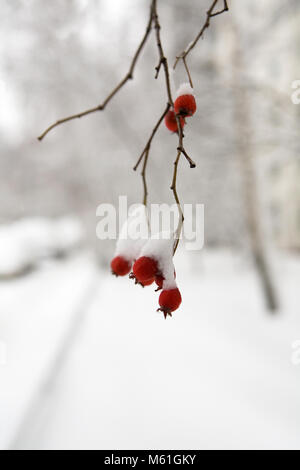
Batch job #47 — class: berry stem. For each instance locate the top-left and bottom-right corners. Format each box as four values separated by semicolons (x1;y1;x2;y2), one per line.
182;57;194;89
141;147;150;207
133;102;170;208
133;103;170;172
171;149;184;254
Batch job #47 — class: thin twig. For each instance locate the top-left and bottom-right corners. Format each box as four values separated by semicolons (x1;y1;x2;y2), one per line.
170;149;184;252
37;2;154;141
135;103;170;207
152;1;195;170
134;102;171;207
182;56;194;89
141;147;150;206
210;0;229;17
133;103;170;171
152;3;173;106
178;146;196;168
173;0;229;69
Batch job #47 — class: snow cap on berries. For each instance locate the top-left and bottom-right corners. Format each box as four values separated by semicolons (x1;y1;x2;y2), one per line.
115;204;149;263
132;256;158;283
174;83;196;117
139;232;177;290
175;82;195;99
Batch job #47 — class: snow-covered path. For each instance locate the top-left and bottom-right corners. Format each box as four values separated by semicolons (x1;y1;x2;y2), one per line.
5;250;300;450
0;253;99;450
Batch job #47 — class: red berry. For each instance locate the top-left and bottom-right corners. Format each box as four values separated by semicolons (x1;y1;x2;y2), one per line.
158;288;182;318
174;94;196;117
140;277;155;287
129;271;155;287
155;270;176;291
133;256;158;282
111;256;131;276
155;274;164;289
164;110;185;133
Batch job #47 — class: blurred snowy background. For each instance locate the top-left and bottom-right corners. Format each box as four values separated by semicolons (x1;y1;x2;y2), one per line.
0;0;300;450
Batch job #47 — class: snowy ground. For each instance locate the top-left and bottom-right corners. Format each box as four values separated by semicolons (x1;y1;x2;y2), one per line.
0;249;299;450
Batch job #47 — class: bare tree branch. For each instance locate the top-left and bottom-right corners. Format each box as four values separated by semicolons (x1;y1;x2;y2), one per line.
173;0;229;69
133;102;170;206
171;148;184;252
152;2;173;106
37;0;222;258
182;56;194;89
37;2;154;141
133;103;170;172
134;0;195;230
210;0;229;17
152;0;196;252
141;147;150;206
178;146;196;169
152;2;196;169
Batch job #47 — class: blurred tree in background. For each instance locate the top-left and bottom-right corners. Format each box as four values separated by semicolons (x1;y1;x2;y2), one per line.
0;0;299;263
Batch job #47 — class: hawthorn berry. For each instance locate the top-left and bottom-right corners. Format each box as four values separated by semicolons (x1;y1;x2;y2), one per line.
140;277;155;287
158;288;182;318
155;270;176;290
155;274;164;290
164;109;185;133
132;256;158;282
111;256;131;277
174;94;196;117
130;271;155;287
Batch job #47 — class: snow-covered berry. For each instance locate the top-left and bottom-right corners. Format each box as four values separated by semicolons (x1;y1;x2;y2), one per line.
174;83;196;117
138;233;176;287
111;255;131;277
130;270;155;287
174;94;196;117
155;274;164;290
132;256;158;283
140;277;155;287
111;205;149;278
164;109;185;133
158;288;182;318
155;270;176;291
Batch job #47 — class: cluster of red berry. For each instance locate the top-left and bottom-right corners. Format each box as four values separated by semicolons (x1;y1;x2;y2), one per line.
111;253;181;319
109;86;197;319
164;89;197;133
